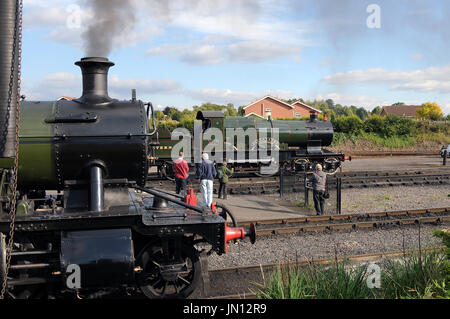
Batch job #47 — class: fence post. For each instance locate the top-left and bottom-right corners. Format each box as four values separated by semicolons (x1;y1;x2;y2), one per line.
444;150;447;166
304;173;309;207
336;176;342;215
279;167;284;197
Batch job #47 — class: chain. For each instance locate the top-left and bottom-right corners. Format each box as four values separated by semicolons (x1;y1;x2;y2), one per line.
0;0;23;299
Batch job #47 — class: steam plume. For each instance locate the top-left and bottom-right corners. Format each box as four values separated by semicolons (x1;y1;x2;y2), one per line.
82;0;136;57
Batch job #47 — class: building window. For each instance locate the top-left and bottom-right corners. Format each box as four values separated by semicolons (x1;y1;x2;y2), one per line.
266;108;271;112
295;113;300;118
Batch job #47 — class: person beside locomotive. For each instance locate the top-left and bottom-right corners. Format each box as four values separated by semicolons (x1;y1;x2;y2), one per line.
217;160;234;200
195;153;217;207
173;151;189;196
310;164;327;215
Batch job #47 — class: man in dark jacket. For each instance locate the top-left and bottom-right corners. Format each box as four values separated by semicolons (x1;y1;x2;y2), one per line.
311;164;327;215
195;153;217;207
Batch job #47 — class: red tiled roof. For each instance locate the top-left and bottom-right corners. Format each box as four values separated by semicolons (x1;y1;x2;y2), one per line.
380;105;420;117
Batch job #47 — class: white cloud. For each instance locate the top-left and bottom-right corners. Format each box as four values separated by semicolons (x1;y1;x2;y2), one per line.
137;0;312;45
185;88;295;105
23;72;183;101
23;6;69;28
315;93;388;109
227;41;302;63
323;65;450;94
147;40;303;65
186;88;260;105
179;45;224;65
109;74;182;97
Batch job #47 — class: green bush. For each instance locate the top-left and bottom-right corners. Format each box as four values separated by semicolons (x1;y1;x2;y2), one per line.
364;114;384;134
333;115;363;135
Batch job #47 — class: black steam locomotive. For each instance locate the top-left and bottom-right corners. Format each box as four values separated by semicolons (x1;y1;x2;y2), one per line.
0;1;254;299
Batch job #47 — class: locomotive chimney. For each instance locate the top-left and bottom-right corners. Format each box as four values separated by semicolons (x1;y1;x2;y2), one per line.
309;111;318;122
74;57;115;105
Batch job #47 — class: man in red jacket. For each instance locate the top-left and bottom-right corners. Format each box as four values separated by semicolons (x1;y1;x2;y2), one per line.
174;151;189;196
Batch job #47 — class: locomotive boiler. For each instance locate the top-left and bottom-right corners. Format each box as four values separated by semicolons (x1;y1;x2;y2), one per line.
0;0;254;299
152;111;348;178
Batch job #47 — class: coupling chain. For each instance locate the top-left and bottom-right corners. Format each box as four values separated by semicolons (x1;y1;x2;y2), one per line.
1;0;23;299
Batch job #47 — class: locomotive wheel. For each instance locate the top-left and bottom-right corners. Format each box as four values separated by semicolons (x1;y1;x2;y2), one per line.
136;239;201;299
323;157;340;174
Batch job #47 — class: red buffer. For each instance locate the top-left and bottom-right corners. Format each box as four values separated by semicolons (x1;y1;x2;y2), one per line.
185;184;197;206
224;223;256;253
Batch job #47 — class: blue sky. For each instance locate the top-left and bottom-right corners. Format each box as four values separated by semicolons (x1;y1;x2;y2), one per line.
21;0;450;114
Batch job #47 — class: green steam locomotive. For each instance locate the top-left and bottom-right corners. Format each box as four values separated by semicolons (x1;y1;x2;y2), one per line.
150;110;348;179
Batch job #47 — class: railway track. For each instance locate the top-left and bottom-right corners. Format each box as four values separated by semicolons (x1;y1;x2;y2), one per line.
150;170;450;195
234;207;450;236
204;246;446;299
348;151;438;157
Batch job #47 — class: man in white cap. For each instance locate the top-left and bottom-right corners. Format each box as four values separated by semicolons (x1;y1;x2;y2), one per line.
195;153;217;207
311;164;327;215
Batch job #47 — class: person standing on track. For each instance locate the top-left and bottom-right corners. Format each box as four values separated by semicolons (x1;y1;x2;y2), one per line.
174;151;189;197
217;160;234;199
311;164;327;215
195;153;217;207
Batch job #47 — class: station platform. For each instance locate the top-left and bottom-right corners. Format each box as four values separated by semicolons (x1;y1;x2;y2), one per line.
212;194;307;223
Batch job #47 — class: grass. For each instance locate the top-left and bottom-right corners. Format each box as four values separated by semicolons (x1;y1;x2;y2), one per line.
253;250;447;299
291;200;314;210
332;131;449;149
380;250;446;298
253;229;450;299
252;260;374;299
361;133;416;148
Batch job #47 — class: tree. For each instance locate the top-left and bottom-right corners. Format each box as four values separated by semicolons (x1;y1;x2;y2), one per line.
154;110;164;120
162;106;178;116
325;99;334;109
355;107;368;120
371;106;382;115
416;102;443;120
391;102;405;106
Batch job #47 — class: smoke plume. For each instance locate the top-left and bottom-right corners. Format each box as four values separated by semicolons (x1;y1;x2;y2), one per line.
82;0;136;57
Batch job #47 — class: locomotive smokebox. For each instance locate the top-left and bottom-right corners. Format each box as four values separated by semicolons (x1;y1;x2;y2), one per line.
74;57;114;105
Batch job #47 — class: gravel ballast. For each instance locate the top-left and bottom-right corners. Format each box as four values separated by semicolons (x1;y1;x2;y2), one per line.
206;185;449;270
206;224;445;270
271;184;450;215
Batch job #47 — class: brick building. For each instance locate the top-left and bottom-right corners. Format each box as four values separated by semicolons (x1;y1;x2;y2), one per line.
243;95;321;119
